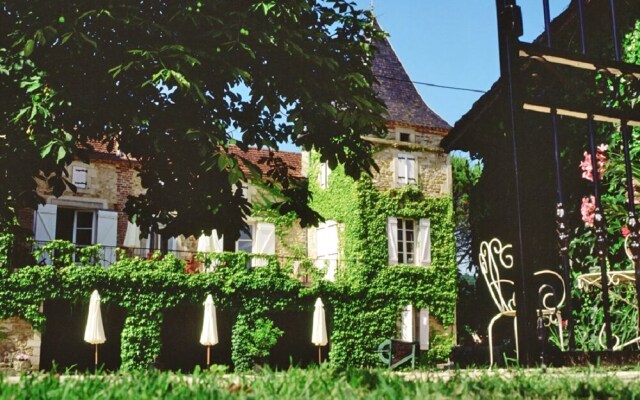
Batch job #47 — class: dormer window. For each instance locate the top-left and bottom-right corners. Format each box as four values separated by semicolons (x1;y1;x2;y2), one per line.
400;132;411;142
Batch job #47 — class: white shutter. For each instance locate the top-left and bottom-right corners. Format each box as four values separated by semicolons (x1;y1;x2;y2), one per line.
419;308;430;350
96;210;118;265
396;156;406;183
316;221;338;281
417;218;431;266
34;204;57;243
387;217;398;265
72;165;89;189
407;156;416;183
34;204;57;265
252;222;275;267
211;230;224;253
399;305;414;341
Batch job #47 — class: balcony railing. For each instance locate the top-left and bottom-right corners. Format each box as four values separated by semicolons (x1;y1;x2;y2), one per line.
31;241;346;285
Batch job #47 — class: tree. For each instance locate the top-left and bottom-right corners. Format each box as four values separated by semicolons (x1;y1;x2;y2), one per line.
451;154;482;271
0;1;387;240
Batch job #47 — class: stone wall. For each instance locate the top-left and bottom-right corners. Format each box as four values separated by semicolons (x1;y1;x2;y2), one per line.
370;141;451;197
0;317;40;373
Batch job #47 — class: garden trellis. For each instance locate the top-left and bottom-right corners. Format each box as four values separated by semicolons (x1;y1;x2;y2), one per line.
495;0;640;364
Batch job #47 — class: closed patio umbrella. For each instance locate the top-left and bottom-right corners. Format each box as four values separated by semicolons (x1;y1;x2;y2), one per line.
312;297;328;364
123;222;141;248
84;290;106;371
197;234;212;253
199;294;219;366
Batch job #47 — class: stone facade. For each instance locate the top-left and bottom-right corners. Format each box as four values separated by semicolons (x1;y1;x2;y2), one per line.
368;135;451;197
0;317;40;373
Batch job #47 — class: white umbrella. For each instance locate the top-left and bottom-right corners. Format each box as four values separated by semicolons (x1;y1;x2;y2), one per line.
312;297;328;363
199;294;219;366
84;290;106;370
123;222;141;248
197;234;212;253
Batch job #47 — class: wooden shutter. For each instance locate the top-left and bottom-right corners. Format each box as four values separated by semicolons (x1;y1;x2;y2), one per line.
387;217;398;265
252;222;275;267
72;165;89;189
34;204;57;265
96;210;118;265
316;221;338;281
407;155;416;183
417;218;431;266
34;204;57;243
399;305;415;341
396;156;406;183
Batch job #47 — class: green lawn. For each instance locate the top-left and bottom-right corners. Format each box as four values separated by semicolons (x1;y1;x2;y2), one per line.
3;367;640;399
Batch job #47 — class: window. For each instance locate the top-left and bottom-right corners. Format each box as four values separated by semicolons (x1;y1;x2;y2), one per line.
318;162;331;189
397;218;415;264
56;208;95;246
399;132;411;142
72;165;89;189
236;227;253;253
34;204;118;265
396;154;416;185
387;217;431;266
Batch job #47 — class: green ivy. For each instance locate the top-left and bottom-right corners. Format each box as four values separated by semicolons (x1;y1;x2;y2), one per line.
0;149;456;371
308;151;457;367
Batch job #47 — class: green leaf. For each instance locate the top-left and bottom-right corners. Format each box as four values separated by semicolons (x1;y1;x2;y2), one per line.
56;146;67;162
40;142;54;158
23;40;35;57
58;16;65;23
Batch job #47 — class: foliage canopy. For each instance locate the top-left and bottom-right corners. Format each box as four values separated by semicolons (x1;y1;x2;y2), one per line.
0;0;387;239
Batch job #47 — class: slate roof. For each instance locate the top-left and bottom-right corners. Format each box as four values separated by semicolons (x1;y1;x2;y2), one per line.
372;28;451;132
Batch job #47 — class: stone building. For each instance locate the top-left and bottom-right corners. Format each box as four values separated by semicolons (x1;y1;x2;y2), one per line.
305;34;452;350
6;31;453;372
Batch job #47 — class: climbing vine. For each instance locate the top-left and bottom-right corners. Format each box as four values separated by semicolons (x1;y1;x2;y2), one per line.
0;150;456;371
308;151;457;367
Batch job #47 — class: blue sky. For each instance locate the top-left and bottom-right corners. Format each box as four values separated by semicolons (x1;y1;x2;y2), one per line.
356;0;571;126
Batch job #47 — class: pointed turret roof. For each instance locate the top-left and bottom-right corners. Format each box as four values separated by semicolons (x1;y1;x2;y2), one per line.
372;26;450;132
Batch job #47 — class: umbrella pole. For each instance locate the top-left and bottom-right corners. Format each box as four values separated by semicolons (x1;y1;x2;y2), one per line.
318;346;321;364
95;344;99;373
207;345;210;367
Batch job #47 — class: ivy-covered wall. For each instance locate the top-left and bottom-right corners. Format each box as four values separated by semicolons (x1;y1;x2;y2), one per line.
0;147;456;371
307;151;457;366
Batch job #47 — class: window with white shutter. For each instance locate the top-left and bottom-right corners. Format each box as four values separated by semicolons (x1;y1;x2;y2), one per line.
251;222;275;267
396;154;417;185
72;165;89;189
389;217;432;267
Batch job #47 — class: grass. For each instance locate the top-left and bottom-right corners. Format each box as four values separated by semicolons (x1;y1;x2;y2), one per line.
2;366;640;399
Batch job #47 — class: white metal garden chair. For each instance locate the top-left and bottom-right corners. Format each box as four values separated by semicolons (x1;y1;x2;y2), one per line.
479;238;566;368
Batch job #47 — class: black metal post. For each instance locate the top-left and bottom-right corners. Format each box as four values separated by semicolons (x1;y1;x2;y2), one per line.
587;117;614;350
496;0;532;366
543;0;575;351
620;123;640;330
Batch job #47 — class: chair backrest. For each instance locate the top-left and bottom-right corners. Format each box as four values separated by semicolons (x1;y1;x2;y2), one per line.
478;238;516;313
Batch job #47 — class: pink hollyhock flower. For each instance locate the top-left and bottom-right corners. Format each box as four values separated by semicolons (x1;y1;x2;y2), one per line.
580;145;608;182
581;196;596;227
622;226;631;238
